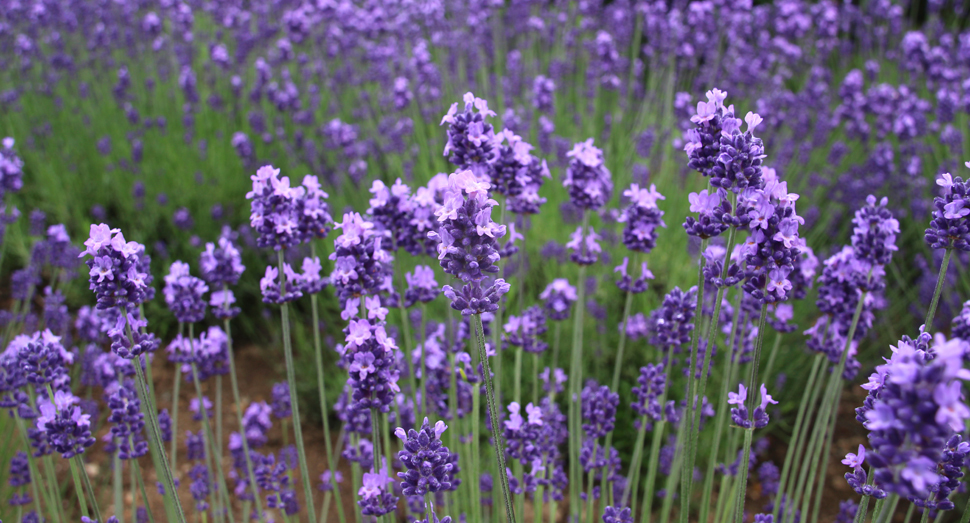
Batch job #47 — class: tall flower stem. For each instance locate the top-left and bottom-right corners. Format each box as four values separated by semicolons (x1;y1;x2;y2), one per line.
788;284;868;523
310;281;346;523
420;303;429;415
397;300;417;414
14;416;52;522
809;388;843;523
698;289;745;523
772;353;824;523
678;235;709;520
733;302;769;523
473;313;516;523
569;213;591;522
277;251;318;523
924;248;951;329
171;320;185;469
638;363;672;523
188;362;235;523
133;348;186;523
114;452;124;523
610;287;635;393
75;454;103;523
471;374;483;523
221;310;265;522
68;453;91;519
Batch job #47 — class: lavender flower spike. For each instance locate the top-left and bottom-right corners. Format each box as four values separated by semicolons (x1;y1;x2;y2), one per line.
428;170;510;316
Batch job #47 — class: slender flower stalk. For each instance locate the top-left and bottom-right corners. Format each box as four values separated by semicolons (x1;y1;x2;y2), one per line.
278;251;318;522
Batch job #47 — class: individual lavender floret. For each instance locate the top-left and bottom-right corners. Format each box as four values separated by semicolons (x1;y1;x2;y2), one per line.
619;183;666;253
563;138;613;211
440;92;498;180
427;171;510;316
163;261;208;323
503;306;549;354
259;264;303;305
647;287;698;354
728;383;777;429
358;460;398;517
855;336;969;504
107;379;147;459
318;470;343;492
270;382;291;420
404;265;439;308
242;401;273;449
35;390;95;458
851;195;899;267
566;226;602;266
540;279;577;321
394;417;454;496
8;451;31;506
925;170;970;251
533;75;556;113
614;257;654;294
80;224;154;312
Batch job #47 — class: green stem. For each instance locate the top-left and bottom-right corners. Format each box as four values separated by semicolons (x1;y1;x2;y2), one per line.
679;236;709;521
876;495;901;523
808;387;842;523
114;452;124;523
69;454;91;519
222;313;265;522
639;362;672;523
924;248;951;329
610;288;634;394
699;289;745;523
15;417;50;522
77;454;103;523
773;354;824;523
620;416;648;508
733;302;769;523
310;282;346;523
902;502;916;523
760;333;783;389
277;252;318;523
399;303;418;415
171;365;181;469
569;245;589;523
473;313;516;523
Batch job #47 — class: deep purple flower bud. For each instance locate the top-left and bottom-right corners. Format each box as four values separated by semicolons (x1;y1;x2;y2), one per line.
17;329;69;386
186;430;206;461
242;401;273;449
8;451;31;506
440;92;498;180
404;266;439;308
158;409;172;443
951;300;970;340
0;138;25;199
563;138;612;211
342;318;400;413
318;470;343;492
491;130;550;206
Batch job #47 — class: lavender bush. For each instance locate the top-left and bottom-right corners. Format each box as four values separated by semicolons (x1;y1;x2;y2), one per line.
0;2;969;523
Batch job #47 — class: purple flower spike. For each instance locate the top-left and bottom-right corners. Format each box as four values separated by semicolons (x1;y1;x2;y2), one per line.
441;92;498;180
428;170;510;316
404;265;439;308
395;417;455;496
563;138;613;211
540;279;578;321
925;170;970;251
357;460;398;517
163;261;208;324
35;390;95;458
620;183;666;254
